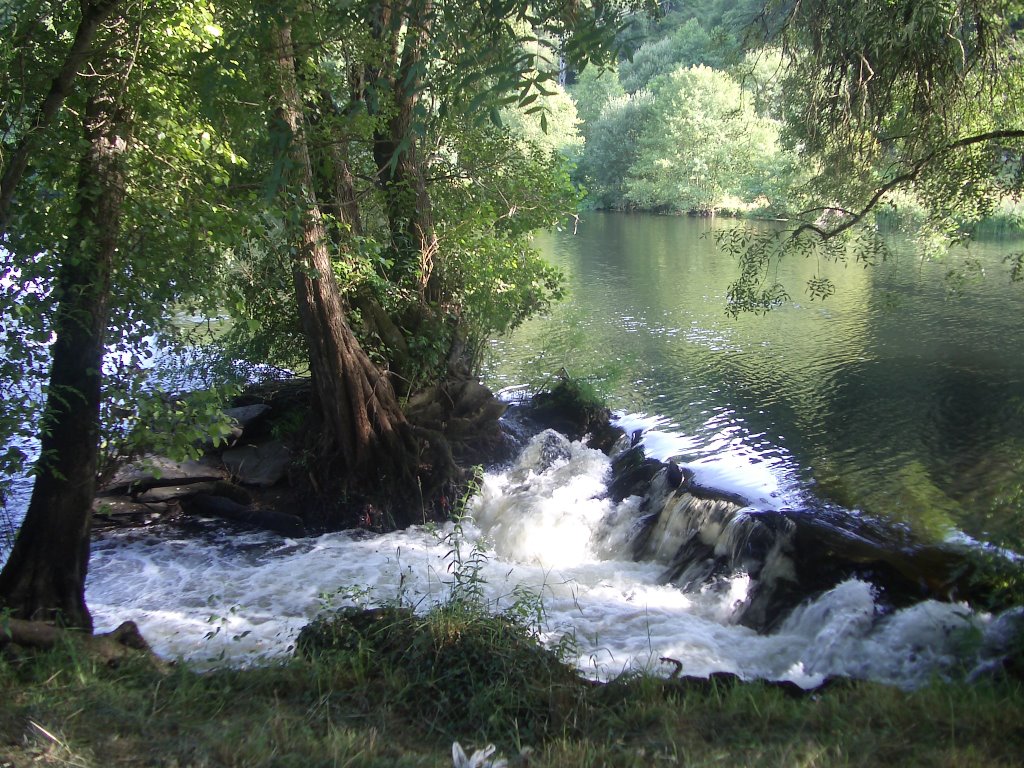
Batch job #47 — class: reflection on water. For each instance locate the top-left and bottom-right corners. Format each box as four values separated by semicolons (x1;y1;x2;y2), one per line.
482;212;1024;547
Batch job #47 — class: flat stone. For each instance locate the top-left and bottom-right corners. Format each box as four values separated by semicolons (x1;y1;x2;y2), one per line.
183;494;306;537
92;496;170;529
103;455;224;494
136;480;252;505
93;497;169;516
222;440;291;487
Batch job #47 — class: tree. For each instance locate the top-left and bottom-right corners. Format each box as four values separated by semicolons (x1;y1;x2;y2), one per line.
624;64;783;213
0;0;654;624
575;89;656;209
265;8;419;509
0;2;252;627
0;0;121;231
224;0;651;509
618;17;721;93
724;0;1024;311
0;80;128;630
569;64;626;128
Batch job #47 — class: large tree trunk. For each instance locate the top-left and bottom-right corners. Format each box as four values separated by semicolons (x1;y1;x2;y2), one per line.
272;18;419;516
0;0;120;233
0;89;128;630
309;92;413;380
367;0;442;303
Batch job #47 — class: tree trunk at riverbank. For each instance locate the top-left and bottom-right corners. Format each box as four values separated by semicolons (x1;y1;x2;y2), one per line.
0;88;128;630
271;17;422;523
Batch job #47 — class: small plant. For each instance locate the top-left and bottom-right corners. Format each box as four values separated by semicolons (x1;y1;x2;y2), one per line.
317;584;375;612
441;467;491;610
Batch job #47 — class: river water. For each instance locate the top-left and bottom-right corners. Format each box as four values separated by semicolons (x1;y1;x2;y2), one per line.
484;213;1024;548
17;214;1024;686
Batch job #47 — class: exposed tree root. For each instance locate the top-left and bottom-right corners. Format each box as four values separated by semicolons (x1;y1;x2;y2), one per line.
1;617;161;667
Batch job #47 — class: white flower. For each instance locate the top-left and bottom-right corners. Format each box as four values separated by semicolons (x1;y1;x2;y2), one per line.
451;741;508;768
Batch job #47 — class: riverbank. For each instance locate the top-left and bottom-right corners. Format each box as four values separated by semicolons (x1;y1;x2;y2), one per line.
2;638;1022;767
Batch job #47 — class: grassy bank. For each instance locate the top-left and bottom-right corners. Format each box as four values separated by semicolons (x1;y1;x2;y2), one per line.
2;615;1023;768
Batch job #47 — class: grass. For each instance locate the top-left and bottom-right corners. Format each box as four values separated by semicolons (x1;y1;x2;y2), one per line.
2;613;1024;768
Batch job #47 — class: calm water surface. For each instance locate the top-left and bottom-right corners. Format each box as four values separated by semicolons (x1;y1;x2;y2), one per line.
483;212;1024;547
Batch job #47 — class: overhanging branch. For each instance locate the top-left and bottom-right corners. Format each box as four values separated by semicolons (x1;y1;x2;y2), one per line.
792;128;1024;241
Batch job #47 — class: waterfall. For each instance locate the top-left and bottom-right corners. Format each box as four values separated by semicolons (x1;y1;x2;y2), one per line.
83;428;1008;688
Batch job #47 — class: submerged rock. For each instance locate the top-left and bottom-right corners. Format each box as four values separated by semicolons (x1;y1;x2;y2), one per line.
524;373;624;452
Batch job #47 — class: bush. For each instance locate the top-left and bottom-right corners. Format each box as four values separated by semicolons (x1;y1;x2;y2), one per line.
295;603;586;743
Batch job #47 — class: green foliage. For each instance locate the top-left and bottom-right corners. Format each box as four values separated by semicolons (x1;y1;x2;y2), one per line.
502;81;583;162
100;383;240;476
715;0;1024;309
717;224;892;315
429;122;575;370
624;64;789;214
0;1;255;522
619;18;723;93
571;11;804;215
568;65;625;129
574;89;656;209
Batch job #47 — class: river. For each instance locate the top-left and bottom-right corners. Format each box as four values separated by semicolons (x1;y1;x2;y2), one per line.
484;212;1024;548
16;213;1024;686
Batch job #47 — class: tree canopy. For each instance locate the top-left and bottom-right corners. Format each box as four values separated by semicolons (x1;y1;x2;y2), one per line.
0;0;657;624
727;0;1024;310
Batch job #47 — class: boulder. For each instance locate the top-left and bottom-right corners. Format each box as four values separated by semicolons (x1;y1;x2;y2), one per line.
181;494;306;537
222;403;272;444
92;496;171;529
136;480;251;505
101;455;225;495
612;445;978;632
222;440;291;487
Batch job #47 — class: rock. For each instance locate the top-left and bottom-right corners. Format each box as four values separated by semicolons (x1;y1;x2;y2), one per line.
221;404;272;445
525;374;624;451
224;403;271;429
136;480;252;505
608;443;683;501
222;440;291;487
92;496;171;529
181;494;306;537
615;446;980;633
452;380;495;417
101;455;225;495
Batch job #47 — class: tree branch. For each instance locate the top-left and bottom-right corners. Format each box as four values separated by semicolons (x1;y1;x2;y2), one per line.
0;0;120;234
791;129;1024;240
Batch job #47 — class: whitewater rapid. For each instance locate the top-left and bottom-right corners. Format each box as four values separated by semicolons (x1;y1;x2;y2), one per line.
84;429;1010;689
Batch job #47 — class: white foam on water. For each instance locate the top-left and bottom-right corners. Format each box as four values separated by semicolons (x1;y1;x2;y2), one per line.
86;430;995;687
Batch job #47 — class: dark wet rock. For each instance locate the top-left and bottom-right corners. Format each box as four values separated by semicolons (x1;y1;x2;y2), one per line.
612;445;980;633
524;373;624;451
181;493;306;537
222;440;292;487
92;496;172;529
213;403;272;446
534;430;573;472
224;403;271;431
136;480;252;505
608;442;689;502
970;607;1024;682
